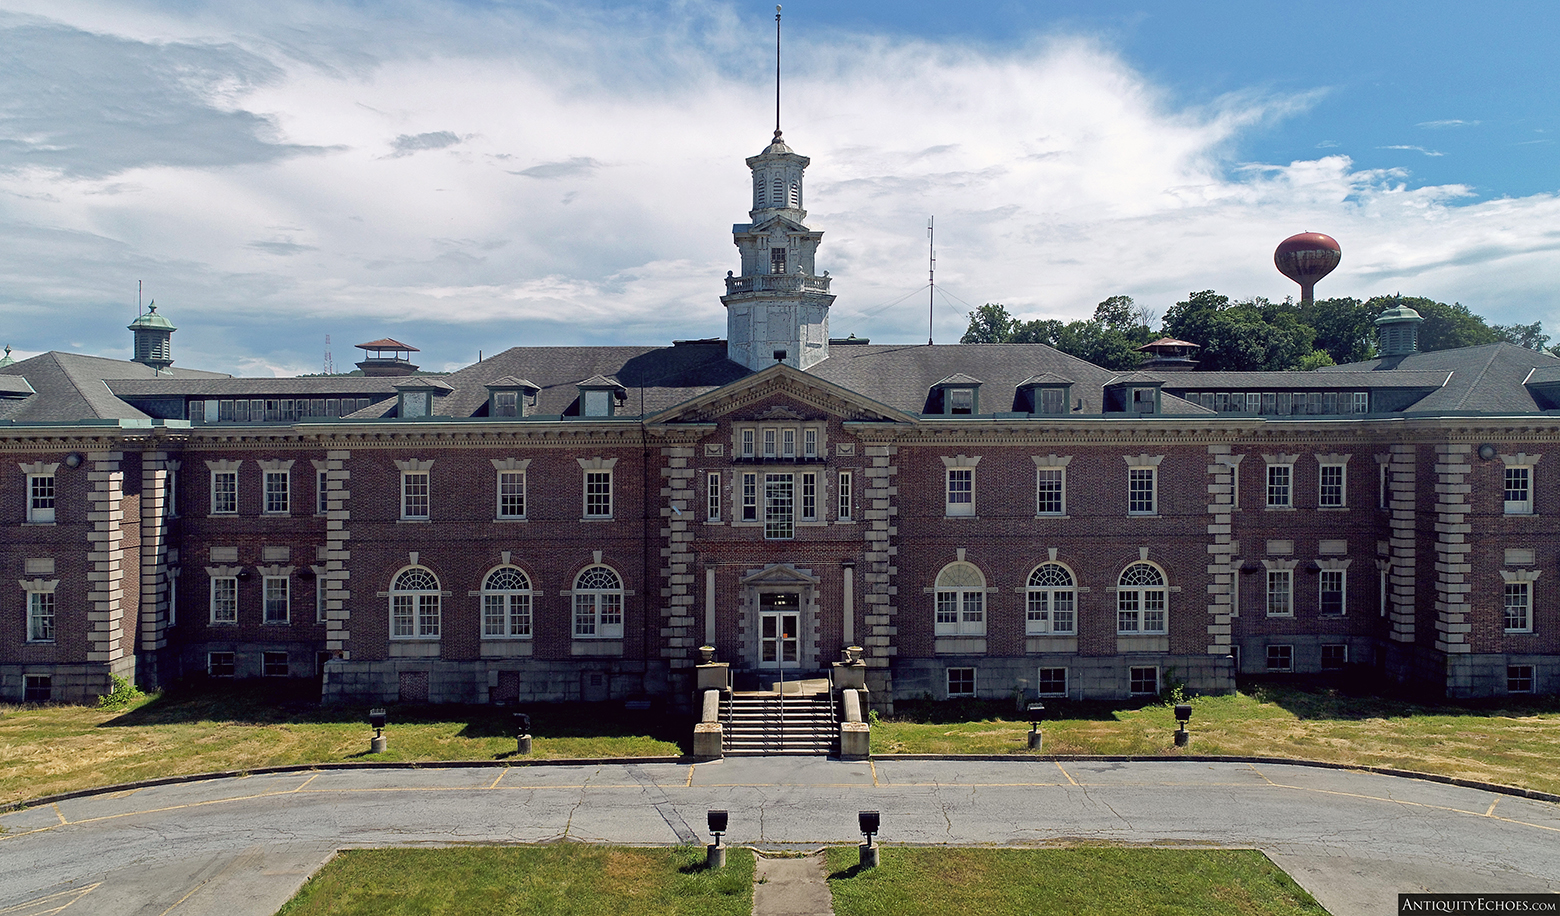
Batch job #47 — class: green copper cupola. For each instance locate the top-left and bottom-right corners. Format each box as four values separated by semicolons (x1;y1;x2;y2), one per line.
128;302;176;371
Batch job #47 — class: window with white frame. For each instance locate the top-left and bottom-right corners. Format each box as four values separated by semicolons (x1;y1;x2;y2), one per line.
390;566;441;638
26;473;55;523
1352;392;1369;414
945;467;975;517
401;471;430;520
210;576;238;624
1036;467;1065;515
497;470;526;519
1129;666;1158;695
315;578;326;623
1117;563;1167;634
1319;464;1346;508
1125;457;1160;515
263;576;289;624
1504;581;1532;633
741;429;756;458
934;562;986;636
800;472;817;521
741;472;758;521
1319;568;1346;615
482;566;532;638
584;470;612;518
706;472;721;522
573;565;623;638
804;429;817;458
1266;569;1293;617
946;667;976;697
316;469;329;515
1026;563;1076;635
1266;463;1293;508
837;470;853;521
211;470;237;515
1036;667;1067;696
764;473;794;539
26;586;56;642
1504;464;1534;515
264;470;290;514
782;428;796;458
763;429;777;458
1266;644;1294;672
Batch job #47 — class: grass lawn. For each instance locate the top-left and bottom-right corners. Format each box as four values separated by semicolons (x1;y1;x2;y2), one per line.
825;847;1327;916
0;681;683;807
277;845;754;916
871;683;1560;795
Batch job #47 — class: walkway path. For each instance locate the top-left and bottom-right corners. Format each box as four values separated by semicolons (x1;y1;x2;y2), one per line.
2;757;1557;915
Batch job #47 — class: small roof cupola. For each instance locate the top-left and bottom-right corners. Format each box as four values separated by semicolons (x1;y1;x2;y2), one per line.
355;338;420;377
1136;337;1200;372
1374;305;1424;358
128;303;176;371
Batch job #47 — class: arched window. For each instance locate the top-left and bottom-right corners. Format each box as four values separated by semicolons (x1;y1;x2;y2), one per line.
934;562;986;636
788;179;800;208
1026;563;1076;635
573;565;623;639
1117;563;1167;635
390;566;440;639
754;174;765;208
482;566;532;638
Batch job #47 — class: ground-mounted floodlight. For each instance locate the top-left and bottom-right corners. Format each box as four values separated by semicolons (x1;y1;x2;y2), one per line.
858;810;881;868
1174;703;1192;748
1027;702;1045;751
369;707;388;753
706;810;729;869
514;712;532;755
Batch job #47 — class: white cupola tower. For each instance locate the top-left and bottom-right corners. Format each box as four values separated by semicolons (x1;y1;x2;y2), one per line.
721;131;834;371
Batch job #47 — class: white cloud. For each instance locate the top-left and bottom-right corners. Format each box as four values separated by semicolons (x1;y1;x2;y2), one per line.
1417;119;1479;129
0;1;1555;376
1379;145;1445;157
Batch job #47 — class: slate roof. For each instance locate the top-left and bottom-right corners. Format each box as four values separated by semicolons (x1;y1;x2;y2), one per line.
1323;343;1560;414
1156;370;1452;390
0;352;229;422
107;377;401;397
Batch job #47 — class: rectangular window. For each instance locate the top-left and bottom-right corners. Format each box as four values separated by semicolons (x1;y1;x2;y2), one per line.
1127;467;1156;515
208;652;235;677
210;577;238;624
21;472;53;524
1504;582;1532;632
1266;645;1294;672
1319;569;1345;616
316;581;327;623
584;470;612;518
1322;391;1338;415
948;388;974;415
1129;666;1158;695
1039;388;1065;415
837;471;853;520
800;472;817;521
484;592;532;638
1027;589;1075;635
1230;462;1240;509
1319;465;1345;508
742;472;758;521
263;651;289;677
803;428;818;458
771;246;787;273
1036;667;1067;697
263;576;289;624
493;390;518;417
401;471;430;519
264;470;289;514
1321;644;1348;670
211;471;237;515
946;667;976;698
741;429;755;457
946;468;974;517
166;468;178;518
316;469;329;515
1036;467;1064;515
1267;464;1292;507
1379;463;1389;509
764;473;794;539
763;429;777;458
782;428;796;458
706;472;721;521
1504;466;1533;514
497;470;526;519
1267;570;1293;617
1352;392;1369;414
23;675;51;703
935;590;986;636
582;389;611;417
1508;665;1534;694
27;591;55;642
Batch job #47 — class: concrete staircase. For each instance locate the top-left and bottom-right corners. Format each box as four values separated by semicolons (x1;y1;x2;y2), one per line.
724;687;837;756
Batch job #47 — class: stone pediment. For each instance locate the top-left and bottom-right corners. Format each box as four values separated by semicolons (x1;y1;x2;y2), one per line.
741;214;809;235
644;363;913;427
740;564;821;587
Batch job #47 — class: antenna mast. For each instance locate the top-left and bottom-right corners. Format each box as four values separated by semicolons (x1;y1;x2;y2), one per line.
138;279;143;317
774;5;782;138
323;334;334;375
927;217;936;345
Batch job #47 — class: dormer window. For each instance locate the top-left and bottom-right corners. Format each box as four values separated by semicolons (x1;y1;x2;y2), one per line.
401;391;428;418
930;374;983;416
575;375;626;418
1017;375;1074;416
1039;389;1066;414
493;391;518;417
394;377;452;420
1133;388;1156;414
584;390;611;417
487;377;540;419
1104;375;1163;415
949;389;974;415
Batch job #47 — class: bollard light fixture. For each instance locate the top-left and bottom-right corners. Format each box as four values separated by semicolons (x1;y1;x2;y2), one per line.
369;707;387;735
707;809;728;845
1174;704;1192;726
858;810;880;847
514;712;531;735
1027;702;1046;732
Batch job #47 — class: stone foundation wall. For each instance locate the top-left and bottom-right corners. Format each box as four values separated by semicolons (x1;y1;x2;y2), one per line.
0;663;113;704
321;658;661;705
891;654;1233;703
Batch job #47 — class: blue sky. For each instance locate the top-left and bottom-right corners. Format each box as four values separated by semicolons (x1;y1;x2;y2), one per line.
0;0;1556;375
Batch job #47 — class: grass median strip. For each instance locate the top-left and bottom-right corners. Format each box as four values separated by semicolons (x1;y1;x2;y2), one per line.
825;847;1328;916
277;845;754;916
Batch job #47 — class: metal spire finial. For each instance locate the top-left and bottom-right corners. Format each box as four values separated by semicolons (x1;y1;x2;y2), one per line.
774;5;782;140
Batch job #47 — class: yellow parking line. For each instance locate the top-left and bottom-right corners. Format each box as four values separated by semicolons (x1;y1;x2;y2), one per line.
1486;798;1500;817
486;770;507;790
1055;762;1078;786
686;765;694;788
869;760;878;787
52;803;66;826
293;774;319;792
0;881;99;915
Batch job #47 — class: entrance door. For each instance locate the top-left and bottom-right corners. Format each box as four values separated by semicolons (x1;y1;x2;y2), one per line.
759;591;801;668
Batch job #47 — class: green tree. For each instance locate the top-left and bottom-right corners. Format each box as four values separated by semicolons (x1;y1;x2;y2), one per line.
1161;291;1315;371
1366;295;1499;353
960;303;1016;343
1492;321;1550;351
1302;297;1377;365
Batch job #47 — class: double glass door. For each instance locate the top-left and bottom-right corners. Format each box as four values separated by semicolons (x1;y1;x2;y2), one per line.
759;591;800;668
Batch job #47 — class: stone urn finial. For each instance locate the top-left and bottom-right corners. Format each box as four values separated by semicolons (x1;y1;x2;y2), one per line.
698;645;717;664
843;645;864;665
